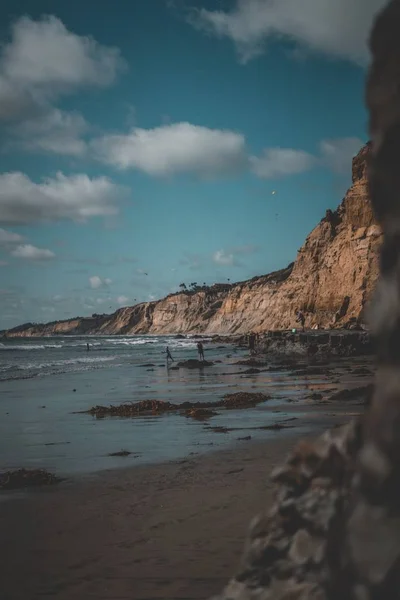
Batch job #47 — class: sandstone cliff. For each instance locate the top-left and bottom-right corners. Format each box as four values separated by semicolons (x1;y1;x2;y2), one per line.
3;143;381;337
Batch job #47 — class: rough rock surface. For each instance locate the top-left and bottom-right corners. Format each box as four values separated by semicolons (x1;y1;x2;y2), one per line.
210;419;362;600
2;144;381;337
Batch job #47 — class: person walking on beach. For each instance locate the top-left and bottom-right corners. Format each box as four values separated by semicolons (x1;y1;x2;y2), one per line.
296;310;306;332
165;346;174;363
248;332;256;356
86;342;90;352
197;341;205;362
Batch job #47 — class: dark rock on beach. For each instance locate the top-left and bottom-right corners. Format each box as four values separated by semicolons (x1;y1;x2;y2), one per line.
176;359;214;368
0;469;62;490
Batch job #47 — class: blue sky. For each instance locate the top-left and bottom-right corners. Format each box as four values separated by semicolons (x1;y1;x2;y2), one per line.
0;0;386;329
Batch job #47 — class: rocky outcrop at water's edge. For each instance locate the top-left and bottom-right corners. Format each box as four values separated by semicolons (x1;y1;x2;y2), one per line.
2;143;382;337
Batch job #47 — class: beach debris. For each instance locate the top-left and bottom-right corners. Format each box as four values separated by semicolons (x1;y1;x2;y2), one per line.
176;359;214;368
85;399;174;417
352;366;373;376
258;422;295;431
222;392;270;409
307;392;323;400
237;436;252;441
0;468;62;490
44;442;70;446
234;358;271;368
108;449;133;457
83;392;269;419
208;426;232;434
185;408;219;420
329;384;373;402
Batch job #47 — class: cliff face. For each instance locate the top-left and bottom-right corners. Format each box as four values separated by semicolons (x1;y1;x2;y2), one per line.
4;143;382;337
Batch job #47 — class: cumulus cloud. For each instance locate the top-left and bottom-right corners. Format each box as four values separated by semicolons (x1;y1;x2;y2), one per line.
213;249;240;266
0;15;126;158
213;244;259;267
116;295;129;305
319;137;364;174
11;108;88;156
190;0;386;65
92;122;248;178
0;15;126;121
11;244;55;260
0;228;24;245
0;171;126;225
250;138;363;179
89;276;112;289
250;148;316;179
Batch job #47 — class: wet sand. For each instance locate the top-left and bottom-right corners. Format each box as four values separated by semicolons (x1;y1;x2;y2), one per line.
0;355;373;599
1;435;301;600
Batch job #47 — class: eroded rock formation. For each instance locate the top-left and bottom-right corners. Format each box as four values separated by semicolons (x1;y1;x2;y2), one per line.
3;144;381;337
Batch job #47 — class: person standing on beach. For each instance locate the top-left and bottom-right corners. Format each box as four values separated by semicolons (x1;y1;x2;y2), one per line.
86;342;90;351
197;341;205;362
296;310;306;332
165;346;174;363
248;332;256;356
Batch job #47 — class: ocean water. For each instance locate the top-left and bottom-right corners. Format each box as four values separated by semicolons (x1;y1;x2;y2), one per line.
0;335;355;476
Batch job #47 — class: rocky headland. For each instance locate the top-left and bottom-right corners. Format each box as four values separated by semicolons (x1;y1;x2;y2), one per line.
2;143;381;338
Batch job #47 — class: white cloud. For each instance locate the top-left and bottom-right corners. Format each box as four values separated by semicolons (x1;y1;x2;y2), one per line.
191;0;386;65
250;138;363;179
11;244;55;260
89;276;112;289
0;171;125;225
213;249;239;266
11;108;88;156
92;122;248;177
0;228;24;244
319;137;364;174
0;15;126;120
250;148;315;179
117;295;129;305
213;244;259;267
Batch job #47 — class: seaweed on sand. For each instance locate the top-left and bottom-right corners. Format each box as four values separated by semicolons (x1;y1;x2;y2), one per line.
0;469;62;490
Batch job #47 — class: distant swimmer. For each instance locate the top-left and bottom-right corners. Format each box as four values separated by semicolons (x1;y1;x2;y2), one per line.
197;341;205;362
166;346;174;363
86;343;90;352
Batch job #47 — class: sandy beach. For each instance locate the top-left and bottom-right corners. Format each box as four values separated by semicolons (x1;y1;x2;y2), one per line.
0;435;303;600
0;335;374;600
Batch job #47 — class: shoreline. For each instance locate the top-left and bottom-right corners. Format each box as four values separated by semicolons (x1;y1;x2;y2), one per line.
0;351;373;598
